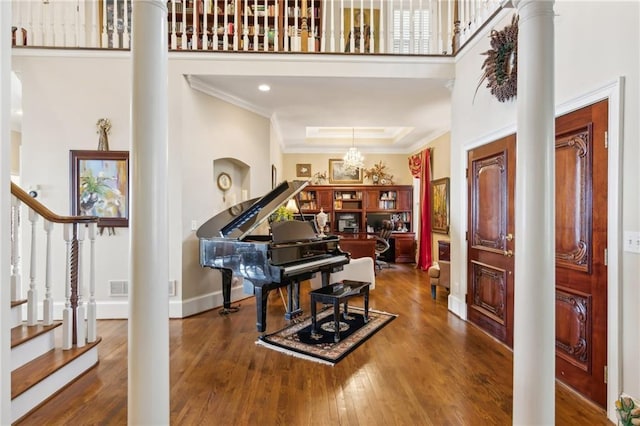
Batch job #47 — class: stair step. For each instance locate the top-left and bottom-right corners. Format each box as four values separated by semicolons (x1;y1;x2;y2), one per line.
11;338;102;423
12;338;102;398
11;322;61;349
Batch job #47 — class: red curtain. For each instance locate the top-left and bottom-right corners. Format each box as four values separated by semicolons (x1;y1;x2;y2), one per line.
408;149;432;270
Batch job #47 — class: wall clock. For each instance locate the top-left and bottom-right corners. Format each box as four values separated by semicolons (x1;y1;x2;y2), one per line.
217;172;232;191
477;14;519;103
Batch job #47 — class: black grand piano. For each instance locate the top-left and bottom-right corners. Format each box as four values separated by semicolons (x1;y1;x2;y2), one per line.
196;180;350;332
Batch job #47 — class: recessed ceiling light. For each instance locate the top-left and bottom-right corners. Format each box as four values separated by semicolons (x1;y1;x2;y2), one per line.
258;84;271;92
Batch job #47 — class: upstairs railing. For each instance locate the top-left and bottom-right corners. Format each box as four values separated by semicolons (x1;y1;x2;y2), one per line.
10;182;99;349
11;0;503;55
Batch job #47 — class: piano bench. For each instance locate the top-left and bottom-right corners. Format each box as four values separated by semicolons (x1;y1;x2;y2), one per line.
309;280;371;343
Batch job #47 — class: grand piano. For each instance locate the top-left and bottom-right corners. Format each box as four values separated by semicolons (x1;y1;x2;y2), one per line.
196;180;350;332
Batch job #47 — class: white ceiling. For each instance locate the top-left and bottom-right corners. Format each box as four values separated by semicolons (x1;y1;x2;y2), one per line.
187;71;454;154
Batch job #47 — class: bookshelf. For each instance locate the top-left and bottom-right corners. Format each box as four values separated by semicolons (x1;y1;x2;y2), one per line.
167;0;322;51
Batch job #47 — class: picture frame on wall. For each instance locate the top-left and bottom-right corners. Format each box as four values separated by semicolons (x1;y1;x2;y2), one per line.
329;159;363;184
70;150;130;228
296;163;312;178
431;177;450;234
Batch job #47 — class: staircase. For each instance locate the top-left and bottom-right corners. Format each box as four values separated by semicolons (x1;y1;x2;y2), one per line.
8;183;101;423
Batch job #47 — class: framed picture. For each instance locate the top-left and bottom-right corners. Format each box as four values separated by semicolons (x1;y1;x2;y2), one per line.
431;177;450;234
296;163;312;178
70;150;129;228
329;159;363;184
343;8;381;53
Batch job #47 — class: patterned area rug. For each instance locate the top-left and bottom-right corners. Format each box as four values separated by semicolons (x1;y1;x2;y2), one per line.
256;306;397;366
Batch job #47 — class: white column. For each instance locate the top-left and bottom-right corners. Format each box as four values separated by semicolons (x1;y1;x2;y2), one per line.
1;2;13;423
512;1;556;424
129;1;170;424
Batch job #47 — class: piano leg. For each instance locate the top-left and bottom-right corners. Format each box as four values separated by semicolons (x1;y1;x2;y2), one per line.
284;280;303;320
255;286;269;332
217;267;240;315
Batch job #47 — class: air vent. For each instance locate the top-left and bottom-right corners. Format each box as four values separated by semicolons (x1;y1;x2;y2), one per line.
109;280;177;297
109;280;128;297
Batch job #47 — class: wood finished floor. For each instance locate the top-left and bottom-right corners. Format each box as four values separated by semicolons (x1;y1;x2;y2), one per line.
16;264;612;425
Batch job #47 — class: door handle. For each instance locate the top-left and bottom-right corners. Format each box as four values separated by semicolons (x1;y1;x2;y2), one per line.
503;250;513;257
505;233;514;242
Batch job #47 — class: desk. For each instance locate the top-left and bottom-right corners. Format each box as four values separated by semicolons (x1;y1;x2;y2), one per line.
309;280;370;343
337;233;376;262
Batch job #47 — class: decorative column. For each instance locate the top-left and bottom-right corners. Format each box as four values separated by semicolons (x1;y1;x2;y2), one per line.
512;0;556;424
129;1;170;424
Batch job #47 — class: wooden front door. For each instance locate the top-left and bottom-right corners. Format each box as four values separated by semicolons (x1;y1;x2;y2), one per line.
467;135;516;347
555;100;608;407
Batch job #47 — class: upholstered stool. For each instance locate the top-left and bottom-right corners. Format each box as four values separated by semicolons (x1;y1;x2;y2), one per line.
309;256;376;290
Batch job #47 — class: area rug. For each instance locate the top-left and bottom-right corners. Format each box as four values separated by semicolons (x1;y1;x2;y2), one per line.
256;306;397;366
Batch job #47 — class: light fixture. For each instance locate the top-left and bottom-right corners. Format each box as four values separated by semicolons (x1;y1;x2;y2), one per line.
285;199;299;214
258;84;271;92
343;128;364;171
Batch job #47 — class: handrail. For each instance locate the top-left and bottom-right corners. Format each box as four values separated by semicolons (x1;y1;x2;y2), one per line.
10;182;98;224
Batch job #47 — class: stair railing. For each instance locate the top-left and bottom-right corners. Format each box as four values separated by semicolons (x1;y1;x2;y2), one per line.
10;0;503;55
10;182;99;349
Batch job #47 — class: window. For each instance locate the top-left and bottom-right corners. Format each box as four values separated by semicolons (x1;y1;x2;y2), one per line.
392;8;430;54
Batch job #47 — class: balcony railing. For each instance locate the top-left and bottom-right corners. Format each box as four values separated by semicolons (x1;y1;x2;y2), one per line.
11;0;502;55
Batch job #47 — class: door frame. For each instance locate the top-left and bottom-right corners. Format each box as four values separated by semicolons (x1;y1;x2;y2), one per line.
452;78;623;421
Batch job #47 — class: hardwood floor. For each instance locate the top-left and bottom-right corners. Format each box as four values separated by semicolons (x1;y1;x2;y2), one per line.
16;264;612;425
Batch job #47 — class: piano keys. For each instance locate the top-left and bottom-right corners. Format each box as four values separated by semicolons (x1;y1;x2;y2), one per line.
197;180;350;332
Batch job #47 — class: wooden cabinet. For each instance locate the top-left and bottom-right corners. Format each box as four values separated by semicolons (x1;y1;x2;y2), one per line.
391;233;416;263
298;185;415;262
167;0;322;51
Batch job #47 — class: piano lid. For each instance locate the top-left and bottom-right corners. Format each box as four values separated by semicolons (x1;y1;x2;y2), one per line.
196;180;310;240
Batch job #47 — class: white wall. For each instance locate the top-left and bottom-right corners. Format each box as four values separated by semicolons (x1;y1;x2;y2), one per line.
450;0;639;411
12;52;273;318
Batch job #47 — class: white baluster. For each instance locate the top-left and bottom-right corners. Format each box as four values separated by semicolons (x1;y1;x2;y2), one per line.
90;0;98;47
359;0;363;53
192;0;199;49
284;0;289;51
261;0;267;51
348;0;354;53
203;0;209;50
54;1;64;47
293;0;299;51
378;0;384;53
25;1;34;47
11;196;21;301
339;0;344;52
112;0;119;48
27;209;39;326
368;0;373;53
87;223;97;343
101;0;109;47
320;0;326;52
183;0;189;49
123;0;130;48
14;1;24;46
76;224;86;347
273;0;278;52
242;0;249;51
446;0;452;54
329;0;335;52
223;0;228;50
43;220;54;326
62;223;73;349
252;0;258;51
310;0;315;52
171;0;177;49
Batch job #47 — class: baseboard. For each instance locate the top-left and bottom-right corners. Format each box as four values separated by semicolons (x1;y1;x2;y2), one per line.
448;293;467;320
21;283;248;320
179;284;247;318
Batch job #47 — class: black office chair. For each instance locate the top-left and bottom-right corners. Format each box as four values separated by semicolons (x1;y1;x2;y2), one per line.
374;220;394;270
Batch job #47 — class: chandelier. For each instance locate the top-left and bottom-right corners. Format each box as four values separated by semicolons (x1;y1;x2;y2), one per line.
343;128;364;171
